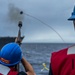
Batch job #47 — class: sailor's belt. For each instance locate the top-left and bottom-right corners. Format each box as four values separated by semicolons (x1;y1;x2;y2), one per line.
0;58;10;64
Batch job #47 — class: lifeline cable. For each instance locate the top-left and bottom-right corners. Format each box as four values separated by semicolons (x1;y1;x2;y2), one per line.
24;13;65;43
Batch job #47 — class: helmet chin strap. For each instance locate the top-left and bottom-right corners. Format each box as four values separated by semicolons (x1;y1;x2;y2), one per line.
0;64;10;75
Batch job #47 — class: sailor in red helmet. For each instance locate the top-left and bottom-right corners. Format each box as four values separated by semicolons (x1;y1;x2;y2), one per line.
0;43;36;75
49;6;75;75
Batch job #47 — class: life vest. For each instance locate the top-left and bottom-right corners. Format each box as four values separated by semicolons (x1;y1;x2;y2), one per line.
0;64;18;75
51;45;75;75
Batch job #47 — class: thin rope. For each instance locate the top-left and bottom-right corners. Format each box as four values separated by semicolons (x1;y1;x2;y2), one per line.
24;13;65;43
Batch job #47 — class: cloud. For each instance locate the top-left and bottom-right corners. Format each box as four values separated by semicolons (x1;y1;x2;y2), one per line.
0;0;75;43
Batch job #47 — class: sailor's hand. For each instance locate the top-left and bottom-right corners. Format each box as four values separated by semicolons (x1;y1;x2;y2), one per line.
15;37;22;45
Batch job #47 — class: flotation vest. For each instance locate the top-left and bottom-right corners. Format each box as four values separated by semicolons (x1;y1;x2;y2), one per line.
0;64;18;75
51;45;75;75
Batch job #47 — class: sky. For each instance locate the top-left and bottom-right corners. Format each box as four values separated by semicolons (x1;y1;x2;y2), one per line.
0;0;75;43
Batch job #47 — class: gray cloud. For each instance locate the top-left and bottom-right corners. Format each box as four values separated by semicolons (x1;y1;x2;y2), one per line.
0;0;75;43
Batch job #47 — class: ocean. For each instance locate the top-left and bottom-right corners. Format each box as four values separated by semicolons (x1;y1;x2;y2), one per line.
19;43;74;75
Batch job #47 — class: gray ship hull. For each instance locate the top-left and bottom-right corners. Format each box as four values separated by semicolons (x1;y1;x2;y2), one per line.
0;36;24;49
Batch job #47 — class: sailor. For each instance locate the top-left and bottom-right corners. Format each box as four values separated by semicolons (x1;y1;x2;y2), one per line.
0;43;36;75
49;6;75;75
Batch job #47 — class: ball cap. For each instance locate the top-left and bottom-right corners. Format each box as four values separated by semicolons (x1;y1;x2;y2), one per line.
68;6;75;20
0;43;22;66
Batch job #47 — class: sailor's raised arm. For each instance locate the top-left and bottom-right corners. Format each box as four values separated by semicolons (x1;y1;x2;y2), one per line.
21;57;36;75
